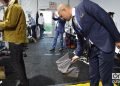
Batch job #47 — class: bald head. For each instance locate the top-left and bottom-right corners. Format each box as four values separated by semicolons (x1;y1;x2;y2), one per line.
57;4;70;13
57;4;72;21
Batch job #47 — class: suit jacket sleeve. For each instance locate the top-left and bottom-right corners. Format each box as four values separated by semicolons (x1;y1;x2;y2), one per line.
72;18;84;56
52;17;65;23
83;0;120;42
0;5;21;30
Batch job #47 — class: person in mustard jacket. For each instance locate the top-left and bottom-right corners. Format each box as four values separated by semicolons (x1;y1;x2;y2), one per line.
0;0;29;86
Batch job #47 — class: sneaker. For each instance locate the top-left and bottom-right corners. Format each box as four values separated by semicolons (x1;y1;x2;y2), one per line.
59;48;63;51
0;81;2;85
49;48;55;51
17;79;29;86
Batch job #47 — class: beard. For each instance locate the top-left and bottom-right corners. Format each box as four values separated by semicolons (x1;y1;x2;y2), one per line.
63;16;71;21
66;17;71;21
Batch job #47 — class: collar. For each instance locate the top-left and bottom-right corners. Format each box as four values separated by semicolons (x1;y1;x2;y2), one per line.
8;0;15;6
72;8;75;17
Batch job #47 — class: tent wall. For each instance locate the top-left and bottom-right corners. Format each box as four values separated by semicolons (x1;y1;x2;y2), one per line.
91;0;120;32
19;0;80;19
20;0;120;31
20;0;120;14
0;0;120;31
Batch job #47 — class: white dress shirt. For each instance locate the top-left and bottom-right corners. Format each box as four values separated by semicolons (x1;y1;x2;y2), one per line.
38;16;44;25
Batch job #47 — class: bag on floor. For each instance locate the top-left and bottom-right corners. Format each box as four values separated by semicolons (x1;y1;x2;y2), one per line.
35;26;40;39
56;53;79;78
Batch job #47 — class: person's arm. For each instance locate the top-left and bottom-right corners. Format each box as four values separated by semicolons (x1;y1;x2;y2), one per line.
84;0;120;42
52;16;60;21
0;5;22;30
72;34;84;63
52;12;59;21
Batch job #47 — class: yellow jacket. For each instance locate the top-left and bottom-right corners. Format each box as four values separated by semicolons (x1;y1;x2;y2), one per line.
0;3;27;44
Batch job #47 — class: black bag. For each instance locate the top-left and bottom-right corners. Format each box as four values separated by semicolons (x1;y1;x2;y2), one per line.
65;32;77;49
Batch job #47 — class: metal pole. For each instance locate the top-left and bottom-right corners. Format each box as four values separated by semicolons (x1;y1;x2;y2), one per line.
68;0;70;5
37;0;38;11
36;0;39;25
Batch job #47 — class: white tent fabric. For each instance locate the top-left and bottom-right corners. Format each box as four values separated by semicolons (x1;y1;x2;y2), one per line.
19;0;80;20
19;0;120;32
0;0;120;31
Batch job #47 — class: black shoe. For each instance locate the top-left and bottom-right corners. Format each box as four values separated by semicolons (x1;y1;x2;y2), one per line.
59;48;63;51
49;48;55;51
17;83;29;86
17;80;29;86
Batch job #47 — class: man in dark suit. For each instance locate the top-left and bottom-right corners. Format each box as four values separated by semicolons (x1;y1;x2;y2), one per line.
57;0;120;86
50;12;66;51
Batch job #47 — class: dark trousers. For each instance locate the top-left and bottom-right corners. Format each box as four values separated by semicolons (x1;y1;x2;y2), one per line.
27;26;32;36
9;43;29;86
39;24;44;38
89;45;114;86
31;25;36;39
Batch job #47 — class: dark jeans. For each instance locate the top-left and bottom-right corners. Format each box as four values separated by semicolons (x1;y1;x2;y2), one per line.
89;45;114;86
52;31;64;49
9;43;29;86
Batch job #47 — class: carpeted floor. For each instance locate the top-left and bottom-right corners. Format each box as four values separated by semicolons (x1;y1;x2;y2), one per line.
0;36;119;86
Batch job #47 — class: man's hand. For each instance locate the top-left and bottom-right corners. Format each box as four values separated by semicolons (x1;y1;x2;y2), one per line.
115;42;120;49
71;55;79;63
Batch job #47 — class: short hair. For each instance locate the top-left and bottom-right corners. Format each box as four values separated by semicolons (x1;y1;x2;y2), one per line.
57;4;70;13
108;12;114;16
108;12;114;18
40;13;43;16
